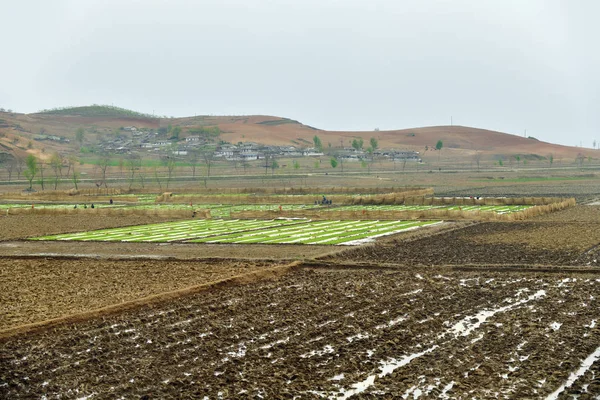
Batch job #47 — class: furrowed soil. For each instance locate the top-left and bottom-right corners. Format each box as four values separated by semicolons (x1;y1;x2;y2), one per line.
333;205;600;267
0;258;281;331
3;267;600;399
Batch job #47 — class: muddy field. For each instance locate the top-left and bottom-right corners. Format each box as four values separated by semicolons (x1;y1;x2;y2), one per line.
0;258;282;331
2;267;600;398
335;206;600;267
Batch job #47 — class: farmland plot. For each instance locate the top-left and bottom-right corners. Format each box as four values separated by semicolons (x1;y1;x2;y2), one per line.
324;204;532;214
189;220;440;245
3;268;600;399
33;219;441;245
33;219;302;243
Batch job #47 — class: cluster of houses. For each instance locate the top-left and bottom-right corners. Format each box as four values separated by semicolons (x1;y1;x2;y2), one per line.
33;134;70;143
97;127;421;162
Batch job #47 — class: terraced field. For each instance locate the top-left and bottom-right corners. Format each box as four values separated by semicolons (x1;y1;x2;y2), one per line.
32;219;440;245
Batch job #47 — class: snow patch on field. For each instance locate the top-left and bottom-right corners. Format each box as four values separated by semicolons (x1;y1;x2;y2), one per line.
331;346;438;399
546;346;600;400
444;290;546;338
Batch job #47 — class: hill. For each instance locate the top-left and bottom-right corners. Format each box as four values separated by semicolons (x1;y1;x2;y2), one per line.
0;106;594;164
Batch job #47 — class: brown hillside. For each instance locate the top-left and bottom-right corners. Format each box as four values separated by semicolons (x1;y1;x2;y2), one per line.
0;111;594;162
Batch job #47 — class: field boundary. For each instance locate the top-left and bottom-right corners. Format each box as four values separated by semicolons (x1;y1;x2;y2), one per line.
300;260;600;274
232;198;575;221
0;262;300;342
4;207;205;218
156;188;434;204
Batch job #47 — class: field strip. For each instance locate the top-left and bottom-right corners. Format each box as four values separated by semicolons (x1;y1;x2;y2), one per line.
188;220;440;245
326;288;548;398
194;221;382;244
545;346;600;399
32;219;306;242
0;262;301;342
342;221;442;245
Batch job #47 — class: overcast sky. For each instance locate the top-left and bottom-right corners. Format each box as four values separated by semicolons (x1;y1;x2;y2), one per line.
1;0;598;147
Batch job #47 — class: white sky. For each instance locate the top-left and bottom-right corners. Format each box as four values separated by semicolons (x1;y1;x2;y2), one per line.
1;0;598;147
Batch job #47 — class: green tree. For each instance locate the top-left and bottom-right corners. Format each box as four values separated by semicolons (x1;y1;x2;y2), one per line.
498;158;503;167
313;135;323;152
293;160;300;170
435;140;443;151
270;160;279;175
370;137;378;151
75;127;85;144
24;154;37;190
330;157;338;169
352;139;364;151
170;126;182;140
515;155;521;167
313;160;320;169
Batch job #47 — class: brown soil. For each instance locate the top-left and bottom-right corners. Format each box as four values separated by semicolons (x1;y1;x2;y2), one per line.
0;258;280;331
333;206;600;267
3;267;600;398
0;241;332;260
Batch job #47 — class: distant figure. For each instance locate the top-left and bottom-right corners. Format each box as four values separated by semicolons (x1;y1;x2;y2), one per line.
74;204;78;209
109;198;114;205
83;204;87;209
31;204;34;209
279;205;283;211
91;204;95;209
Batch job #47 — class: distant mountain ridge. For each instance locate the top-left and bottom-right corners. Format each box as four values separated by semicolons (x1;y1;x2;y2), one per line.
0;106;594;162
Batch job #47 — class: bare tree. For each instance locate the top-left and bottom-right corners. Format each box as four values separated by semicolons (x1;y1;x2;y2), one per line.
126;155;141;189
162;156;177;189
201;150;215;180
98;153;111;188
188;150;199;178
473;152;482;171
49;152;63;189
1;155;15;181
153;166;163;191
576;153;585;169
38;160;46;190
16;156;25;180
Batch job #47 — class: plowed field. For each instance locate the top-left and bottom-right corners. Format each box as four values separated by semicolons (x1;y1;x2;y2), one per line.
3;268;600;399
0;258;280;331
335;207;600;266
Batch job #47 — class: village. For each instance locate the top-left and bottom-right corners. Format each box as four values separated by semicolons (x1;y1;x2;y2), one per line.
97;125;422;163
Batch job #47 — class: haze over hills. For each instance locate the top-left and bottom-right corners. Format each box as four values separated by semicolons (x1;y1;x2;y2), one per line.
0;105;594;163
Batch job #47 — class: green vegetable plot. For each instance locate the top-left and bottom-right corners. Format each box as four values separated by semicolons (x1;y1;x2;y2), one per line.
32;219;441;245
189;220;440;245
320;204;532;214
33;219;301;243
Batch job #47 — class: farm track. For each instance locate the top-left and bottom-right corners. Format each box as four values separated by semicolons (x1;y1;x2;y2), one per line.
3;267;600;398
